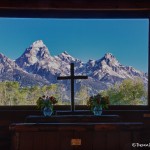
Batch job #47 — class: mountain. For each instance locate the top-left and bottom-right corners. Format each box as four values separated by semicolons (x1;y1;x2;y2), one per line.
56;51;80;64
74;53;147;94
16;40;50;66
0;53;49;86
16;40;83;82
16;40;61;83
78;53;147;85
0;40;148;95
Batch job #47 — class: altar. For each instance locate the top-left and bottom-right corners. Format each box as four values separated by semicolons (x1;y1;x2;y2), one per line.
25;114;120;123
10;121;143;150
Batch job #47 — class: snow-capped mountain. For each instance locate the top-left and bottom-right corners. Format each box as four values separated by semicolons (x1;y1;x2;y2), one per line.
57;51;79;63
16;40;83;82
77;53;147;85
16;40;62;83
0;40;148;94
0;53;49;86
16;40;50;66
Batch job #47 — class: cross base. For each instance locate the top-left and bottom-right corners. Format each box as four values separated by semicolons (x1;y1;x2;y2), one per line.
56;110;92;115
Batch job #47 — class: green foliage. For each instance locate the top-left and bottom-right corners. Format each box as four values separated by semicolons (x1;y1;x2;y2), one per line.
0;81;61;106
103;78;147;105
75;86;89;105
0;78;147;106
0;81;20;105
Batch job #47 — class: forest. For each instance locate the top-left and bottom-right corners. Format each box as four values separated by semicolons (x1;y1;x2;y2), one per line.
0;78;147;106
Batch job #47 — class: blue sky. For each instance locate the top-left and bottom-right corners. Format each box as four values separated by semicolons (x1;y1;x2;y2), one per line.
0;18;148;72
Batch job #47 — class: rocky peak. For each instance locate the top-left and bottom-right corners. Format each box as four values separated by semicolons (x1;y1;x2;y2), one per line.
58;51;76;63
101;53;120;67
60;51;71;57
0;53;14;65
28;40;50;60
0;53;5;60
31;40;45;48
104;53;114;59
0;53;20;72
62;51;69;55
16;40;50;67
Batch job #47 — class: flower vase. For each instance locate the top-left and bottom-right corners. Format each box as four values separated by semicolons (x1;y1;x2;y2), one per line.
43;106;53;117
93;105;102;116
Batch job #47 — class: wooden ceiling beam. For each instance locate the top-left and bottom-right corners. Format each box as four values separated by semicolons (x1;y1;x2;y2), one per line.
0;0;149;11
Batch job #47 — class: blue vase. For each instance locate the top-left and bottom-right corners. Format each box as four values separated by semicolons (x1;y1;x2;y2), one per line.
43;106;53;117
93;105;102;116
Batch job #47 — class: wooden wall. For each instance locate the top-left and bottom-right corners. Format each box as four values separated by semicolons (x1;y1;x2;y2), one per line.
0;109;149;150
0;0;150;150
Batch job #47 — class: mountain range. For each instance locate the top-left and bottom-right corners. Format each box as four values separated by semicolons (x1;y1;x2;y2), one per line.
0;40;148;95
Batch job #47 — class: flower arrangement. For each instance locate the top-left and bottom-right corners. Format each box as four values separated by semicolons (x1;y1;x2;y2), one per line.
87;94;109;110
36;95;58;110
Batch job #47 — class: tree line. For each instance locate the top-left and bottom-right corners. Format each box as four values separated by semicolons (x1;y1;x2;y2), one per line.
0;82;61;105
0;77;147;106
75;77;147;105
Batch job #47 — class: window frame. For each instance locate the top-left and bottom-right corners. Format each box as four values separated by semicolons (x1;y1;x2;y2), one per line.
0;9;149;111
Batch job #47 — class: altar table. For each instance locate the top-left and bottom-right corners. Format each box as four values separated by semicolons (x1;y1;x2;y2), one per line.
10;122;143;150
25;115;120;123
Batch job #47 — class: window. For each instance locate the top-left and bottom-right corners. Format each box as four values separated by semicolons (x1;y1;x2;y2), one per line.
0;10;149;108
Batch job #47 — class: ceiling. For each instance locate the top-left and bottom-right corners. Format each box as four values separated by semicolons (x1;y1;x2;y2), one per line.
0;0;149;11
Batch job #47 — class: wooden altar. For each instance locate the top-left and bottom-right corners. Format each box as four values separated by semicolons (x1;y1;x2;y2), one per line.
10;114;144;150
25;115;120;123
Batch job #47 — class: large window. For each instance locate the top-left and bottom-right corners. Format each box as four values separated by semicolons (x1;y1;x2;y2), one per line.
0;17;149;106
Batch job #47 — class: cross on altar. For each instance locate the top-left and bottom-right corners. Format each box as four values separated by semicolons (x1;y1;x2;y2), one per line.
57;63;88;112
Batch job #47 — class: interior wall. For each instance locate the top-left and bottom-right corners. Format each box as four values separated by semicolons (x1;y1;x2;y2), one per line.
0;0;150;150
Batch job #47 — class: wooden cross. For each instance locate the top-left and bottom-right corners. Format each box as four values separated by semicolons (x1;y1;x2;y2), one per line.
57;63;88;112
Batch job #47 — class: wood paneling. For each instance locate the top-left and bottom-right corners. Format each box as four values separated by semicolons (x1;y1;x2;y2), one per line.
9;122;145;150
0;120;11;150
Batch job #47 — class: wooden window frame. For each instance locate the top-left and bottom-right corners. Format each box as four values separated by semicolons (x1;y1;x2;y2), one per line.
0;9;149;111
